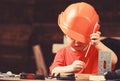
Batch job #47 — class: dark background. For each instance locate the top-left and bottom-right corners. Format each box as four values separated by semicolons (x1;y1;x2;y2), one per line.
0;0;119;74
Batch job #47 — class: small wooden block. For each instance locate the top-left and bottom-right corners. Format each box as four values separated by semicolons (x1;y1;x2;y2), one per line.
75;74;105;80
75;74;90;80
89;75;105;81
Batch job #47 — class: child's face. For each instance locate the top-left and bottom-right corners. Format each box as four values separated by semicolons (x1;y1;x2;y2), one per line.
66;35;89;51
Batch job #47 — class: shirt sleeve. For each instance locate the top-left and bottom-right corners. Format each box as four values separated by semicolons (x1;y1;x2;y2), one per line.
49;48;66;73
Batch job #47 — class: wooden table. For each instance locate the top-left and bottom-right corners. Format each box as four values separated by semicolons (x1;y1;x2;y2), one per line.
0;74;119;81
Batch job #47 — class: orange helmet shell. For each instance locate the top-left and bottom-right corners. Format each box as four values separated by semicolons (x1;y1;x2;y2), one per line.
58;2;100;44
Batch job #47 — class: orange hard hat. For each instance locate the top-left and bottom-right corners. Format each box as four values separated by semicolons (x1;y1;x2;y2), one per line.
58;2;100;44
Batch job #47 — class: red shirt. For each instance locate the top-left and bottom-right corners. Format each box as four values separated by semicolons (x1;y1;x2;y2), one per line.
50;45;98;74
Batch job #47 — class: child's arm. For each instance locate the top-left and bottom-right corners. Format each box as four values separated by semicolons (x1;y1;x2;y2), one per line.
91;31;118;65
51;60;85;75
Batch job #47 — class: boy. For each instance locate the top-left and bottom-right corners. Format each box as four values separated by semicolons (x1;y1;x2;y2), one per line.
50;2;118;75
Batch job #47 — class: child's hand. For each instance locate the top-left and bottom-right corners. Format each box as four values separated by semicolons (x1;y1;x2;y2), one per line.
70;60;85;72
90;31;101;45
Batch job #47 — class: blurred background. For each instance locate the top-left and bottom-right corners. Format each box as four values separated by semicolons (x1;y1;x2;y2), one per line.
0;0;119;74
